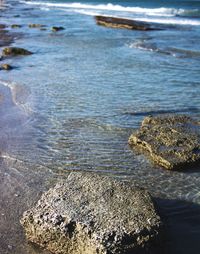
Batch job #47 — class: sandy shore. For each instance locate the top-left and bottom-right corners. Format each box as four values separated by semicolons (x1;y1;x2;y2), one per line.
0;3;61;252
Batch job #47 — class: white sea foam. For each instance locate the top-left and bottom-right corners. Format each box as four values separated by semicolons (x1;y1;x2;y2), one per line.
20;1;200;26
135;17;200;26
72;10;200;25
74;9;100;16
40;7;50;11
19;1;197;16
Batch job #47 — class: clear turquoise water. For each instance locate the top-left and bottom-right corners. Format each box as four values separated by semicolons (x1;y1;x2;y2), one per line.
1;0;200;253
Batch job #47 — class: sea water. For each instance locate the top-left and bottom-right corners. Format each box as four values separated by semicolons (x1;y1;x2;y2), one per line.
0;0;200;253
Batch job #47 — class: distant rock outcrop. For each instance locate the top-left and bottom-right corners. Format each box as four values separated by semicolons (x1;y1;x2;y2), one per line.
129;115;200;170
95;16;160;31
21;172;163;254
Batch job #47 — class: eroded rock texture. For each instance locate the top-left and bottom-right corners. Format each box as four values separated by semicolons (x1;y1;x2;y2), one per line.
129;115;200;170
21;172;163;254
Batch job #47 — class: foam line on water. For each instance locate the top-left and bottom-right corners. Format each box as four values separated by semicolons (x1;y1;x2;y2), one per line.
20;1;200;18
20;1;200;26
74;10;200;26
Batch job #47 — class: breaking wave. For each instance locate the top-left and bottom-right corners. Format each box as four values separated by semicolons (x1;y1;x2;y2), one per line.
20;1;200;26
19;1;200;17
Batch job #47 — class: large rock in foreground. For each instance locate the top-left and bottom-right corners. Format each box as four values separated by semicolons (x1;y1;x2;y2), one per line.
21;172;163;254
129;115;200;170
95;16;160;31
2;47;33;57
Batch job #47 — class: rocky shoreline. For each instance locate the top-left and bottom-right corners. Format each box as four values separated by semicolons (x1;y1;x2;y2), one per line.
1;1;200;254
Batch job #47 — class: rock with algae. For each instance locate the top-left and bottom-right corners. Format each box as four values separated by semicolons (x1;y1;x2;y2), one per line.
2;47;33;57
129;115;200;170
21;172;163;254
95;16;160;31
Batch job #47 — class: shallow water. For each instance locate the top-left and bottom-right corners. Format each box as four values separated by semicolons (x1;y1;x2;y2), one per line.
0;0;200;253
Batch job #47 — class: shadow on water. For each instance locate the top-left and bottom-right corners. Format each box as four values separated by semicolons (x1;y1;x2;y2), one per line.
123;107;200;117
155;197;200;254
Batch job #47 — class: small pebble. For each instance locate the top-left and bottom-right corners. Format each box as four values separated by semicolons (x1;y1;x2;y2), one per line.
8;245;13;250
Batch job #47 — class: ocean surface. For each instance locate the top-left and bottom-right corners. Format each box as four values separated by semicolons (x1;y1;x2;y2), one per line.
0;0;200;253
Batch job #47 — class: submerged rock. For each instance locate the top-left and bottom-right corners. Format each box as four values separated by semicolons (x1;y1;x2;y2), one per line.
2;47;33;57
1;63;12;70
51;26;65;32
0;30;14;47
0;24;6;29
129;115;200;170
21;172;163;254
29;24;46;28
11;24;22;28
95;16;160;31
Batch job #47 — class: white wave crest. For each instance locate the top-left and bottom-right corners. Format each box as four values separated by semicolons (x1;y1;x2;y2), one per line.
20;1;191;17
20;1;200;26
135;17;200;26
72;11;200;26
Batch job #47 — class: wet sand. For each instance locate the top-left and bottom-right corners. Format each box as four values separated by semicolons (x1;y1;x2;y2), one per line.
0;81;59;253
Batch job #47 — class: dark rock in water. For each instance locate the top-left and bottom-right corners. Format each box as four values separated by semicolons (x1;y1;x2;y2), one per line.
21;172;163;254
51;26;65;32
29;24;46;28
2;47;33;57
95;16;160;31
11;24;22;28
129;115;200;170
1;64;13;70
0;30;14;47
0;24;6;29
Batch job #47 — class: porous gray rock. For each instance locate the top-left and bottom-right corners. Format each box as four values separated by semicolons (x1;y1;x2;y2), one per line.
129;115;200;170
21;172;163;254
95;16;160;31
